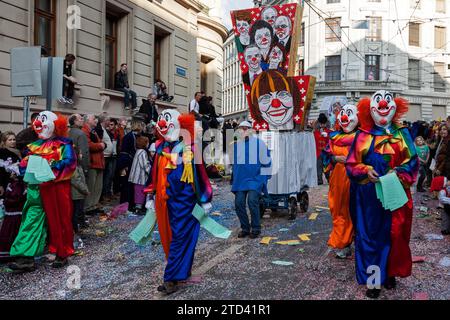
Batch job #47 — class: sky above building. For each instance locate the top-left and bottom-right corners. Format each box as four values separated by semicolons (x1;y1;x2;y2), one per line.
221;0;254;29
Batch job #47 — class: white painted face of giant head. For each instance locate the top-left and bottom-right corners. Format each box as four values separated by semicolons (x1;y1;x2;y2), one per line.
236;20;250;36
33;111;57;140
269;46;283;68
258;90;294;127
156;109;181;142
262;7;278;26
370;90;396;127
338;104;358;133
255;27;272;49
274;16;291;42
245;46;262;72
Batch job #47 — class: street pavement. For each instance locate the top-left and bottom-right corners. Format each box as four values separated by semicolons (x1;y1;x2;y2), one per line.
0;180;449;300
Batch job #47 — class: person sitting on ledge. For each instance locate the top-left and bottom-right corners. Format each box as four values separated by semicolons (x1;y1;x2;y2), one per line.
153;79;173;102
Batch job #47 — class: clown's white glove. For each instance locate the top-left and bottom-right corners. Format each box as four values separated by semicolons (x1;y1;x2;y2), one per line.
202;202;212;214
145;196;155;210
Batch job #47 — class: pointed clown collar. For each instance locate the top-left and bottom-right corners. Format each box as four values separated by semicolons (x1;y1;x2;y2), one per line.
359;123;406;155
156;140;191;170
329;130;357;147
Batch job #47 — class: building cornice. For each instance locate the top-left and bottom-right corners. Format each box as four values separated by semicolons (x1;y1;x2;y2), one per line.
197;14;228;42
174;0;206;13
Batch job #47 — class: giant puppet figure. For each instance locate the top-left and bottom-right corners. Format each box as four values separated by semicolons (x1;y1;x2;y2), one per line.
231;3;316;131
9;111;76;271
148;110;213;294
346;91;419;299
322;104;358;259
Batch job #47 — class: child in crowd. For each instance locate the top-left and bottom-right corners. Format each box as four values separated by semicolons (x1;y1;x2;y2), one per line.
437;179;450;235
0;172;26;262
415;136;430;192
128;136;151;215
149;143;156;160
71;148;90;249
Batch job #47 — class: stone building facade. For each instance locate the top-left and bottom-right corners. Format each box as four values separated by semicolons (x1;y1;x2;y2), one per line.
0;0;227;131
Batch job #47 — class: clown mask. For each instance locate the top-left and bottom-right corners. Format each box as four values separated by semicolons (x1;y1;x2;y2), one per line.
236;20;250;46
255;27;272;49
269;46;283;69
370;90;396;128
236;20;250;37
262;7;278;26
258;90;294;127
245;46;262;72
274;16;291;42
33;111;58;140
157;109;181;143
338;104;358;133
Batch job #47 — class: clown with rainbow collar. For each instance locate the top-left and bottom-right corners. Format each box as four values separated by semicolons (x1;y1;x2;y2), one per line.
147;110;213;295
346;91;419;299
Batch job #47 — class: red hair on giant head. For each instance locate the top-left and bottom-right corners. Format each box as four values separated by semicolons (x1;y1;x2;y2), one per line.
356;97;373;131
357;96;409;131
54;113;69;137
392;97;409;124
178;114;195;145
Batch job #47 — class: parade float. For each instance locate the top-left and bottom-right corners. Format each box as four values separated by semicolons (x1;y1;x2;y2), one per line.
231;2;317;219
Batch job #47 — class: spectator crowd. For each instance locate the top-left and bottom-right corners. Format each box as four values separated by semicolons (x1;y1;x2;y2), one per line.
0;84;228;269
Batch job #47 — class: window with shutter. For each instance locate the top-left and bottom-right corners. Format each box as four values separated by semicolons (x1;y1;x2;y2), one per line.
435;26;446;49
365;55;380;80
436;0;446;13
325;18;341;42
409;23;420;47
325;55;341;81
408;59;420;90
34;0;56;57
367;17;382;42
434;62;446;92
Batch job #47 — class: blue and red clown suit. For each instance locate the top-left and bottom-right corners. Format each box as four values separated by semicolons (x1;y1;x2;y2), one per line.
20;112;77;261
147;110;212;292
345;91;419;296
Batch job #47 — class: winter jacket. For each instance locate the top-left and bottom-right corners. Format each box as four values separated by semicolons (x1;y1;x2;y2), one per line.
82;125;105;170
128;149;150;185
231;136;272;194
114;71;129;90
435;137;449;176
314;128;331;159
138;99;159;124
3;180;26;214
0;148;21;190
15;127;38;154
71;165;89;200
117;132;137;171
102;127;114;158
69;126;90;174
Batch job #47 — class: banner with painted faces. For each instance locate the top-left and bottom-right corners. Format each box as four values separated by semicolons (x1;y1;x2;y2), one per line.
231;4;316;131
231;4;300;78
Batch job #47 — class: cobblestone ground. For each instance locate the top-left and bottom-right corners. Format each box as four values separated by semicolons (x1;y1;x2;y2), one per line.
0;180;449;300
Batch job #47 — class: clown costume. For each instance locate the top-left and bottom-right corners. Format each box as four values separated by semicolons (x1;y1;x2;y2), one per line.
346;91;419;298
10;111;76;271
147;110;212;294
322;104;358;259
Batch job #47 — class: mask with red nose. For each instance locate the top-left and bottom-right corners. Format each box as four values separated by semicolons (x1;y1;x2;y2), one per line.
156;110;181;142
33;111;58;140
370;90;396;128
338;104;358;133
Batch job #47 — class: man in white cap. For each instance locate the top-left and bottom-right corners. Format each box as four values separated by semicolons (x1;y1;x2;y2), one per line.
231;121;271;239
